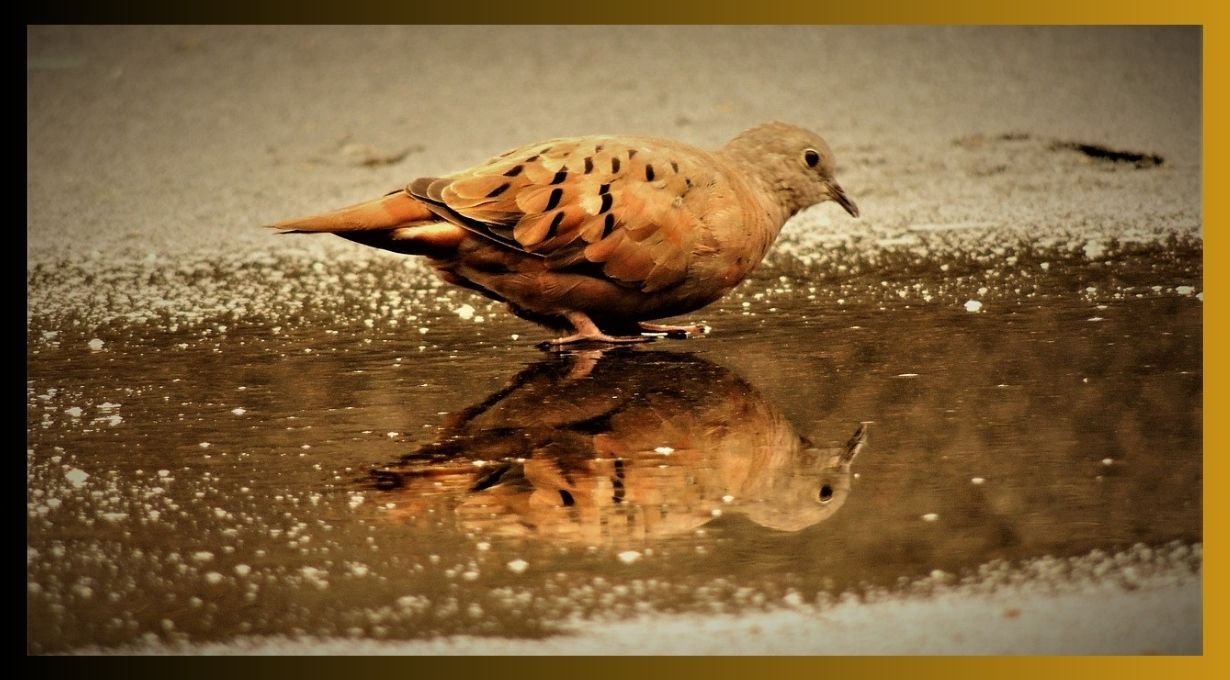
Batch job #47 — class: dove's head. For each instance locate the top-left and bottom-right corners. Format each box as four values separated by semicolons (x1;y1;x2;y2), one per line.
737;424;868;532
723;121;860;220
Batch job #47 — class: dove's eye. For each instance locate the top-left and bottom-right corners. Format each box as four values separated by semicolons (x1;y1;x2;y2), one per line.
803;148;821;168
819;483;834;503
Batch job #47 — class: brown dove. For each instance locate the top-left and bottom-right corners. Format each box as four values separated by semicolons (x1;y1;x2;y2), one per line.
270;122;859;345
368;350;870;545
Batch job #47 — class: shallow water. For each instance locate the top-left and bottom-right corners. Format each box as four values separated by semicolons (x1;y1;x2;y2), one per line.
26;247;1202;653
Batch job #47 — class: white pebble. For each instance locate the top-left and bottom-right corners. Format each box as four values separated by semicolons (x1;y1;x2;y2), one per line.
654;446;674;455
617;550;642;564
1102;458;1114;466
192;551;214;563
301;567;328;587
921;513;939;522
204;572;224;584
964;300;983;313
65;468;90;487
507;559;529;574
1176;286;1195;296
971;477;986;485
231;408;247;416
87;338;104;351
64;407;83;418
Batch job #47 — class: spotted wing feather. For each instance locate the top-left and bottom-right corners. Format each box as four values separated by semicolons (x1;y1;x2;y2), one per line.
407;137;705;293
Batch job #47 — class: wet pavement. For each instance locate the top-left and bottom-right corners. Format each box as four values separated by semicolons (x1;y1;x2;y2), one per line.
27;26;1202;654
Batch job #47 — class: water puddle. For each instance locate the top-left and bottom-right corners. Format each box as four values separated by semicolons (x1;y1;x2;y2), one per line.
26;252;1202;653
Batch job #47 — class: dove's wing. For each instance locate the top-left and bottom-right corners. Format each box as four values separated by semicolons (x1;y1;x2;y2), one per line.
408;136;714;293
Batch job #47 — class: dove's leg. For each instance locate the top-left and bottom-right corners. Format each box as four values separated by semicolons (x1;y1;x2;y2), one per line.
544;312;653;347
638;322;711;339
565;350;606;380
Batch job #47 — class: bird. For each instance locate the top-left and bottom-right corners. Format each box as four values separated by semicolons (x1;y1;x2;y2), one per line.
367;350;870;544
268;121;859;346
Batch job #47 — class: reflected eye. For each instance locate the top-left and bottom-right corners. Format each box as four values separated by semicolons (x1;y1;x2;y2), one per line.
803;148;821;168
819;483;834;503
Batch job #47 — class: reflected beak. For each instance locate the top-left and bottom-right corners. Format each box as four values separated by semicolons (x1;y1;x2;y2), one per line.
830;183;860;218
839;422;870;465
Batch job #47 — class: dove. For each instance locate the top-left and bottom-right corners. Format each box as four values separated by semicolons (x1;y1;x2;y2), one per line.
368;350;870;544
269;121;859;345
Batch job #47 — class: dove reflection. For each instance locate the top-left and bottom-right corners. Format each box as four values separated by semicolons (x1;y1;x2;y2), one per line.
369;350;868;544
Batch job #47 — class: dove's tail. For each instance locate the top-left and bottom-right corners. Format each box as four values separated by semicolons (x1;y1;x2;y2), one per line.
268;190;435;233
266;190;465;257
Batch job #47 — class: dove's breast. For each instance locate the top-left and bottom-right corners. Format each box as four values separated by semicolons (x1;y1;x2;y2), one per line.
678;166;785;288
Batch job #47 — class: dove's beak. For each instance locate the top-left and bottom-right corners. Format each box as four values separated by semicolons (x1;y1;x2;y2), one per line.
831;183;860;218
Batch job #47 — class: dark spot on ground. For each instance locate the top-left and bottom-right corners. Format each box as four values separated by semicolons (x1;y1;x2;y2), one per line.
1051;141;1164;168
